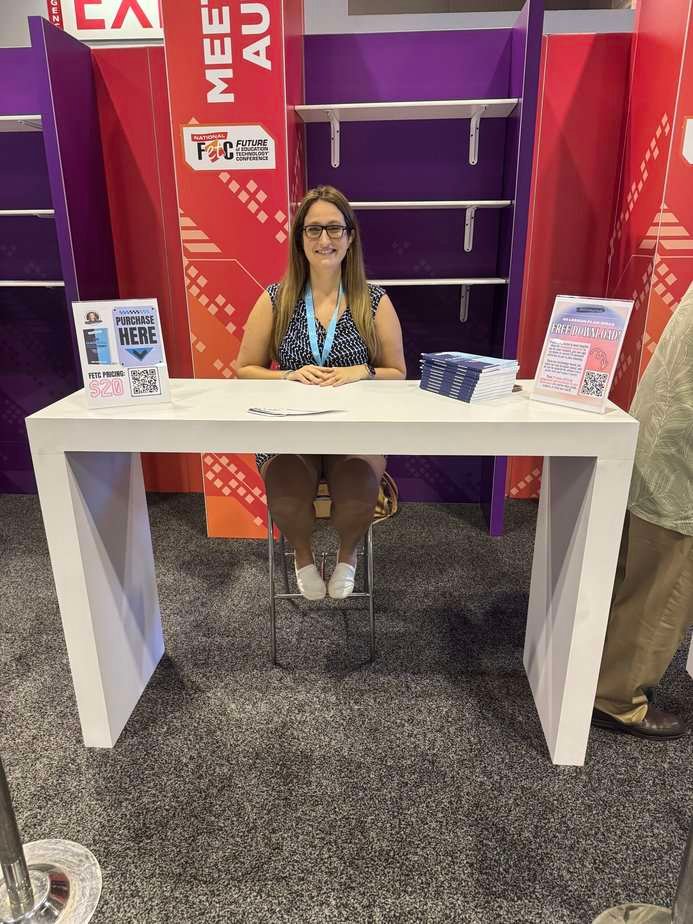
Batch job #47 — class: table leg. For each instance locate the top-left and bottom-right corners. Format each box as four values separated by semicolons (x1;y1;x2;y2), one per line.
30;450;164;747
687;636;693;681
524;455;633;766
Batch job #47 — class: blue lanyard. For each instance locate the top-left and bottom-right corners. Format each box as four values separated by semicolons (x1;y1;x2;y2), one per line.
304;283;343;367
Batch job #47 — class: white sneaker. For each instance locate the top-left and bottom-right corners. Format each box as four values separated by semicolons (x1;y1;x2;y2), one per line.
328;562;356;600
294;562;326;600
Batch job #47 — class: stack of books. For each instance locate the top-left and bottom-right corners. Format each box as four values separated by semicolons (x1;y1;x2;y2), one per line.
419;351;519;403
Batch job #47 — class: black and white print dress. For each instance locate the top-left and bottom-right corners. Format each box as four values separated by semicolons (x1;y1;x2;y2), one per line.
255;282;386;473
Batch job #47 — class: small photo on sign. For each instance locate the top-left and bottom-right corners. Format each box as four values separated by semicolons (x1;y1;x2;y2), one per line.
83;328;112;365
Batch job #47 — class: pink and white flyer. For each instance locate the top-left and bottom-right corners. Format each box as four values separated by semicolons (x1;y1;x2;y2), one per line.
531;295;634;414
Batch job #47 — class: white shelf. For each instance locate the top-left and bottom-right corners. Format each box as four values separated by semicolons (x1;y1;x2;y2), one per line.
352;200;512;210
0;280;65;287
297;99;517;168
371;277;507;323
0;115;43;133
295;99;518;123
0;209;55;217
371;278;507;286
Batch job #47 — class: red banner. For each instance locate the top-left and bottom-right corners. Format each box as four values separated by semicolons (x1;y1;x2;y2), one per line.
162;0;304;536
46;0;163;39
46;0;64;28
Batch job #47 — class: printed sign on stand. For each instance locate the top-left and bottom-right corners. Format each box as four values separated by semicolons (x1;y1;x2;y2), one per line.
73;298;171;408
531;295;634;414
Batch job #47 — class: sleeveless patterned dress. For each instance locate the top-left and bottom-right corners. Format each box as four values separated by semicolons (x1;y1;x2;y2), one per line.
255;282;386;473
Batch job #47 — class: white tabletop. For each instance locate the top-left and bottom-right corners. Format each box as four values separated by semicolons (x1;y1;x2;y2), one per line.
26;379;638;459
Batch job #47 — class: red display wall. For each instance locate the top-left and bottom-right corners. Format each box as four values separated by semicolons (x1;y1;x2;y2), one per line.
509;0;693;499
93;46;203;493
161;0;305;538
608;0;693;406
507;31;632;498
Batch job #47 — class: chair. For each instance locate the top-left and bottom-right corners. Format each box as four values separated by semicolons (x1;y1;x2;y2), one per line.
267;481;375;665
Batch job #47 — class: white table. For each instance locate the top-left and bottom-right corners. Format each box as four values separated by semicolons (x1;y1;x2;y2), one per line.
27;379;642;765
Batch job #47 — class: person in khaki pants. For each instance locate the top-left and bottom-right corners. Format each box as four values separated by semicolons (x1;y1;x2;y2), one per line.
592;282;693;740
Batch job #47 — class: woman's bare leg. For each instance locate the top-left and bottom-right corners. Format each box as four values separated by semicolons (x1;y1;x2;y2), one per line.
262;454;321;568
324;454;386;565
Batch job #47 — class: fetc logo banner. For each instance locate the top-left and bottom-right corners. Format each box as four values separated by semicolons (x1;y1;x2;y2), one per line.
182;125;276;171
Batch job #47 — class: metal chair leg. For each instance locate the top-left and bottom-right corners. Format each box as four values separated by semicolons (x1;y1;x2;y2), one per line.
268;509;277;665
279;533;290;595
267;486;378;666
365;523;375;662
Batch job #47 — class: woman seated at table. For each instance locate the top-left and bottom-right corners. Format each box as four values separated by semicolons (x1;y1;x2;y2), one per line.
237;185;406;601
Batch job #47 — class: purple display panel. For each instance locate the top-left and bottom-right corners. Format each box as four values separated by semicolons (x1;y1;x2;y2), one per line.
0;133;61;282
0;133;53;210
0;20;117;493
0;49;40;116
29;17;118;322
499;0;544;358
305;30;519;506
0;44;65;494
304;28;512;281
484;0;544;536
305;31;511;103
0;288;76;492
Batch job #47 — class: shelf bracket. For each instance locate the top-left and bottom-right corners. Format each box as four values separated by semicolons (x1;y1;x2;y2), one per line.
459;285;470;323
469;106;486;166
328;111;340;169
464;207;477;253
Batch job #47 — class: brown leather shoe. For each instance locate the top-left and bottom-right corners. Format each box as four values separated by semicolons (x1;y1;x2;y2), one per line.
592;706;688;740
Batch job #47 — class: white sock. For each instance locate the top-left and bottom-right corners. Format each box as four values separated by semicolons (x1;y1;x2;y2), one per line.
294;562;326;600
328;562;356;600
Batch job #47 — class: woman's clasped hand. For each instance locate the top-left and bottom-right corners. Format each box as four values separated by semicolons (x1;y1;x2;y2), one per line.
286;364;370;386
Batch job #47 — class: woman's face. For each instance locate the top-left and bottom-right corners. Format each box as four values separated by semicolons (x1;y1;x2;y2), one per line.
301;200;353;276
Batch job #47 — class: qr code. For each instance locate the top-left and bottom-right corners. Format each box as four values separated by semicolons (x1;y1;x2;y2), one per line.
580;370;609;398
128;366;161;397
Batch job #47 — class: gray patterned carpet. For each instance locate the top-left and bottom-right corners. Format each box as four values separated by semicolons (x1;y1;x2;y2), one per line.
1;492;691;923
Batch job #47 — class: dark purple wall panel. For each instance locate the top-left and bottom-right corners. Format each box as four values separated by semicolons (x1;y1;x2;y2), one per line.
305;18;542;511
305;29;524;505
307;115;507;281
31;18;118;306
0;287;77;492
0;133;53;210
305;31;511;103
0;134;60;281
486;0;543;535
0;20;118;494
502;0;543;359
0;442;37;494
0;217;62;281
0;49;40;116
307;120;506;201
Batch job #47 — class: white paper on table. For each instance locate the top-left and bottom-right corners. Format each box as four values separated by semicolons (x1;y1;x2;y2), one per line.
247;407;344;417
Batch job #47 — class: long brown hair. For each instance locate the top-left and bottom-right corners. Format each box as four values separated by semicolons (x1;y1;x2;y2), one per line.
271;185;377;363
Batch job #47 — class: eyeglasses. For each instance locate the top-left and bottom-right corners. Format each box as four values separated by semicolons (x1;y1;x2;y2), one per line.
303;223;349;240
